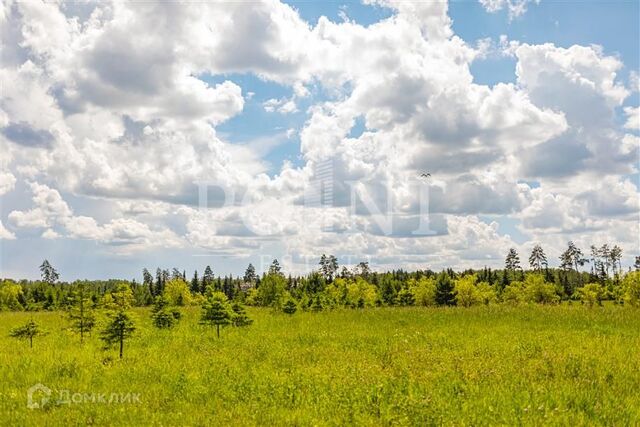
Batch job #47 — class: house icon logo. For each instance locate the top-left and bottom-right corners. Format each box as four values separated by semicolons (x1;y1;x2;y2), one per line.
27;383;51;409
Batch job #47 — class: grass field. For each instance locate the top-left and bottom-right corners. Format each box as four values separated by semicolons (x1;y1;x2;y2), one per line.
1;306;639;426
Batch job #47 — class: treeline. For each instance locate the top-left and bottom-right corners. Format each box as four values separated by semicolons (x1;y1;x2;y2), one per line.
1;242;640;312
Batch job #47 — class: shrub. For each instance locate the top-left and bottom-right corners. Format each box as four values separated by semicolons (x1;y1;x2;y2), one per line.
578;283;604;307
454;275;481;307
409;277;437;307
622;271;640;307
523;274;559;304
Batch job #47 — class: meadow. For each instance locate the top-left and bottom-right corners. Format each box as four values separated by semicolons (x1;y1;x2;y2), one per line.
1;305;639;426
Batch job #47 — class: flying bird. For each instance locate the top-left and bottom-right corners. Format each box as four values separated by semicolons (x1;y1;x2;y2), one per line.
420;173;431;178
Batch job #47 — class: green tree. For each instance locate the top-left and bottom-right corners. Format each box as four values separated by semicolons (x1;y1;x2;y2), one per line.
100;311;136;358
622;271;640;307
257;273;287;307
282;298;298;314
10;319;45;348
201;266;214;294
190;270;200;294
0;280;23;311
528;244;548;272
578;283;605;307
454;274;480;307
200;291;232;338
39;260;59;285
231;302;253;327
67;283;96;343
243;263;257;286
151;295;181;328
397;287;415;306
435;272;455;306
523;274;559;304
505;248;522;276
409;277;437;307
269;259;283;276
311;296;324;312
164;278;192;306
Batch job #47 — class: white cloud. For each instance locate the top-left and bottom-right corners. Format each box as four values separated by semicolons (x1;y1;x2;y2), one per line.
479;0;540;19
624;106;639;130
0;220;16;240
1;0;638;273
263;97;298;114
0;171;16;195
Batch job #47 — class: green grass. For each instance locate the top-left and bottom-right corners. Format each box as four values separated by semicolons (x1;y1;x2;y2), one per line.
1;306;639;426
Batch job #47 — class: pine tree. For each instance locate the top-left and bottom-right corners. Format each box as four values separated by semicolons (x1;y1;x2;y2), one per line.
143;268;154;297
100;284;135;358
435;272;455;306
190;271;200;294
282;299;297;314
269;259;282;276
151;295;180;328
10;319;45;348
100;311;135;359
505;248;521;273
67;283;96;343
397;287;415;306
528;244;548;271
200;292;232;338
202;266;214;294
231;302;253;327
311;296;324;312
39;260;59;285
244;263;257;285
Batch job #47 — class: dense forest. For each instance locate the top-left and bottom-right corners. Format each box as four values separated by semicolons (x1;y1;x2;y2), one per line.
2;242;640;312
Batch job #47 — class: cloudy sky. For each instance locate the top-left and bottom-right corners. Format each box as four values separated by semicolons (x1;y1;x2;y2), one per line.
1;0;638;280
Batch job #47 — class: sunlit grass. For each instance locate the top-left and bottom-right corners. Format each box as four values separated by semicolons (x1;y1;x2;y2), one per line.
1;306;639;425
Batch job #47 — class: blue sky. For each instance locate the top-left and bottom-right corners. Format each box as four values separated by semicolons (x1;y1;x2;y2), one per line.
1;0;638;280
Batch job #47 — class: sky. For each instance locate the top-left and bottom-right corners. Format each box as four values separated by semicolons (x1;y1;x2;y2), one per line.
0;0;638;281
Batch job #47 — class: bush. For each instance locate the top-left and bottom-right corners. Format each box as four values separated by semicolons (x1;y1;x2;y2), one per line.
578;283;604;307
523;274;559;304
622;271;640;307
409;277;437;307
454;275;481;307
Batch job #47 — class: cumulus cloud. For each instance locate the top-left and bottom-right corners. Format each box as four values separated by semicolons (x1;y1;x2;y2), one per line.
8;182;182;249
0;220;16;240
1;0;638;272
479;0;540;19
0;171;16;195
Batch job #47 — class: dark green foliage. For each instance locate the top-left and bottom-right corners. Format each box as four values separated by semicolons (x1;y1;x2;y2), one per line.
10;318;45;348
67;284;96;343
282;299;297;315
311;296;324;312
151;295;180;329
39;260;59;285
397;287;415;306
231;302;253;327
435;272;455;306
100;311;135;358
200;292;232;338
244;264;257;285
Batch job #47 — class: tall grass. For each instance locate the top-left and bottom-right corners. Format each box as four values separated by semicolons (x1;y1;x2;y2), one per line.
1;306;639;425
